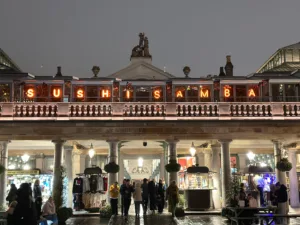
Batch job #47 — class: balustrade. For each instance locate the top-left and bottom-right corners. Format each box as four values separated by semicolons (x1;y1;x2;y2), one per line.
14;103;58;117
69;103;112;117
124;103;165;116
176;104;218;117
230;103;272;117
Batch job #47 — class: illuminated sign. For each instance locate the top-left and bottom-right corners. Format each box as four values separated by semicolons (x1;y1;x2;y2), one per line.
248;88;256;97
26;88;35;98
101;89;110;98
153;90;161;99
126;90;131;99
224;86;231;98
200;89;209;98
52;88;62;98
176;91;183;98
76;89;84;98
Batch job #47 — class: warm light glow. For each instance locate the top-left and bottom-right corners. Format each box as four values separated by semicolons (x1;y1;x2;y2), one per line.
77;89;84;98
138;157;143;167
248;89;256;97
88;144;95;159
224;88;231;97
200;89;209;98
260;162;267;167
8;164;16;170
23;164;30;170
53;88;61;98
101;89;110;98
189;142;196;157
153;90;161;99
247;151;255;161
21;154;30;163
26;88;35;98
176;91;183;98
50;165;54;170
126;90;131;99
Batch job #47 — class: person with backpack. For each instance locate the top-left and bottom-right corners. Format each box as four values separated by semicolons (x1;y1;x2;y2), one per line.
166;180;179;218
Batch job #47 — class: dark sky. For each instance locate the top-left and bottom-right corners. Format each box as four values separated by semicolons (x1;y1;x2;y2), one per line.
1;0;300;78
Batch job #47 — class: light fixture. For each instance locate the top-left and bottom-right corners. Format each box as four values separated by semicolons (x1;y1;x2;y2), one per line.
260;162;267;167
21;154;30;163
189;142;196;157
247;151;255;161
8;164;16;170
138;157;143;168
50;165;54;170
23;164;30;170
88;143;95;159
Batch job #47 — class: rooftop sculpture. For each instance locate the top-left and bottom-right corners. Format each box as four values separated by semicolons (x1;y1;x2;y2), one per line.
131;33;152;59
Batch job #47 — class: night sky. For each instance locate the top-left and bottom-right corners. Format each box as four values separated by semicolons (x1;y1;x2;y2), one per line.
1;0;300;78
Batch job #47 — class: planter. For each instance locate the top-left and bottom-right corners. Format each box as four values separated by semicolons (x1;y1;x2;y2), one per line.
276;158;292;172
104;162;120;173
100;205;112;218
165;160;181;173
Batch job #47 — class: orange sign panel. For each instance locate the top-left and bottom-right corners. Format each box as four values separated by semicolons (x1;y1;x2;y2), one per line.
101;89;110;98
126;90;131;99
26;88;35;98
200;89;209;98
52;88;61;98
224;88;231;97
176;91;183;98
76;89;84;98
248;88;256;97
153;90;161;99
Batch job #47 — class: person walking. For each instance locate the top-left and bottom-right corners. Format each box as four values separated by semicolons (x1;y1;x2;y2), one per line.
141;178;149;215
109;181;120;216
6;184;17;205
4;201;17;225
42;196;58;224
33;179;42;219
133;181;143;217
275;182;288;224
148;179;157;214
156;179;165;213
119;179;126;216
166;180;179;218
13;183;37;225
122;179;134;219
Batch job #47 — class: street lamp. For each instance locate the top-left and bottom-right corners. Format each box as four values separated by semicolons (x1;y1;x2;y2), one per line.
189;142;196;157
21;154;30;163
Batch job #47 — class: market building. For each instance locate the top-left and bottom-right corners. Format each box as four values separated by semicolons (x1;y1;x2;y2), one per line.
1;35;300;211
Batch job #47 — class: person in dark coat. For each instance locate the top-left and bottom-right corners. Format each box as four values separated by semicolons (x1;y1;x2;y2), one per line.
120;179;126;216
121;179;134;219
13;183;37;225
6;184;17;204
156;179;165;213
33;179;42;219
141;178;149;215
148;179;157;214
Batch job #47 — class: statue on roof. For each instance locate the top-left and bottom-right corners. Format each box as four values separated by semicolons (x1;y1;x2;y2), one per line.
131;33;152;58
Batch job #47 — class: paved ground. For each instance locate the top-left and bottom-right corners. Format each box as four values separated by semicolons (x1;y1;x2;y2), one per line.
66;215;300;225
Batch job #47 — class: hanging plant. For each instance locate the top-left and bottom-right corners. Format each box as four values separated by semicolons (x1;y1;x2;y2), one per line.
0;165;5;175
276;158;292;172
165;160;181;173
104;162;120;173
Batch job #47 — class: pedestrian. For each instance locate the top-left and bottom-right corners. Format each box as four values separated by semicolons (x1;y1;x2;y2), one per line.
148;178;157;214
133;181;143;217
33;179;42;219
4;201;17;225
6;184;17;205
13;183;37;225
156;179;165;213
120;179;126;216
141;178;149;215
42;196;58;224
122;179;134;219
109;181;120;216
166;180;179;218
275;182;288;224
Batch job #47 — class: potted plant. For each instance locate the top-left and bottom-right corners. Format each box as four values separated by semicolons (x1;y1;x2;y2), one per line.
276;158;292;172
0;165;5;175
226;175;240;207
165;160;181;173
57;207;73;225
99;205;112;218
104;162;120;173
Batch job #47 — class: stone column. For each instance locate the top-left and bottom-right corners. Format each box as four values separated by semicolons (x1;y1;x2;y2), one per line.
0;141;9;207
238;153;247;173
160;153;165;180
52;140;66;208
118;152;124;184
219;139;232;207
211;144;221;209
273;140;287;185
204;150;212;169
64;145;73;208
196;152;204;166
288;150;300;208
166;139;179;184
107;140;119;188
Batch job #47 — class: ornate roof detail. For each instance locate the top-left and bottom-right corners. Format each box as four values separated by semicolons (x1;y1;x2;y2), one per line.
131;33;152;59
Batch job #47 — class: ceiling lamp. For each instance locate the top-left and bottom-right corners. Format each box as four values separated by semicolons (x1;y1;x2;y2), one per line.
247;151;255;161
88;143;95;159
21;154;30;163
23;164;30;170
189;142;196;157
138;157;144;168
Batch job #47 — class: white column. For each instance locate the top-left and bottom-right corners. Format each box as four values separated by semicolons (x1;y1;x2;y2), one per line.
64;145;73;208
288;150;300;208
273;140;287;185
0;141;9;207
160;153;165;180
211;144;221;209
107;140;119;188
204;150;212;169
219;139;232;207
166;139;179;184
52;140;66;208
238;153;247;173
118;152;124;184
196;152;204;166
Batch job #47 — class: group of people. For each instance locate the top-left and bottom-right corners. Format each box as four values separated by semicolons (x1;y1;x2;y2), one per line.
5;180;58;225
109;178;179;219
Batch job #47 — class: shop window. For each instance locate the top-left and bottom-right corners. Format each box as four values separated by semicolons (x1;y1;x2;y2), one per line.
175;86;186;102
285;84;296;102
113;82;120;102
86;86;98;102
99;86;111;102
199;85;211;102
187;85;198;102
152;86;163;102
248;85;259;102
50;85;63;102
222;85;233;102
0;83;11;102
74;86;85;102
272;84;283;102
261;80;269;102
166;82;172;102
213;82;220;102
235;85;247;102
136;86;150;102
36;83;49;102
122;86;133;102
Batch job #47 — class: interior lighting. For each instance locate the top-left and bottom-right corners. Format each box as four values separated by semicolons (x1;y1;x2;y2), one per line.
138;157;144;168
260;162;267;167
8;164;16;170
21;154;30;163
23;164;30;170
189;142;196;157
88;143;95;159
247;151;255;161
